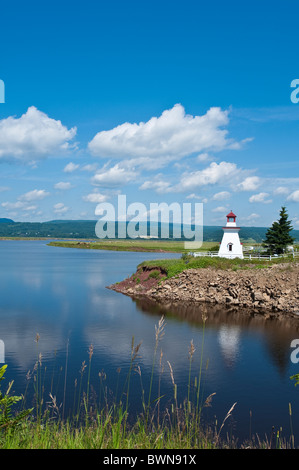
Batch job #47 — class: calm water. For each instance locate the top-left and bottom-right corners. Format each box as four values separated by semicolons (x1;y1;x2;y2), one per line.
1;240;299;444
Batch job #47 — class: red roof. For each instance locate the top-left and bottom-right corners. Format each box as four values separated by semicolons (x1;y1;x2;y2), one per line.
226;211;236;218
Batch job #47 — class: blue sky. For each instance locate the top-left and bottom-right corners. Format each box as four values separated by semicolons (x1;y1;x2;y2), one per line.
0;0;299;229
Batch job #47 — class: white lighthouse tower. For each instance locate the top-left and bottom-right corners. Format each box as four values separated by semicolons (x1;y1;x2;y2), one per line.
218;210;243;259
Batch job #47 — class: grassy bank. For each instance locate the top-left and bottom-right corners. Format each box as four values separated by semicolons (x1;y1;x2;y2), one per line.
48;239;219;253
0;418;214;450
137;254;297;279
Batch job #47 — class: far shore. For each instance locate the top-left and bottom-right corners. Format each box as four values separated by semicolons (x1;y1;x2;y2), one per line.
47;239;220;253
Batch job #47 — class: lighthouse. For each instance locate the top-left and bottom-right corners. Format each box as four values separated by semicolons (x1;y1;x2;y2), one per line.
218;211;243;259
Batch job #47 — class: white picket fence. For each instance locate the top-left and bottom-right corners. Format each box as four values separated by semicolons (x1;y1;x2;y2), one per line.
190;251;299;261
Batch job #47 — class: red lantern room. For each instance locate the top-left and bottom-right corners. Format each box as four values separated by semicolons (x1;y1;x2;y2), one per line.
226;211;236;224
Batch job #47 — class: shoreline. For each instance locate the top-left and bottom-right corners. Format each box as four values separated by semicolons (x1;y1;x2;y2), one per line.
47;240;194;253
108;261;299;320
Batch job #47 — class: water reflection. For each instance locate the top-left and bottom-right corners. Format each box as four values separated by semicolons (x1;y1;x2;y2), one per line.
218;325;241;368
133;297;299;375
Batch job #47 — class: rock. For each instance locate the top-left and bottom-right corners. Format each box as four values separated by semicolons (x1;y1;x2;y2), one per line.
163;284;172;290
109;261;299;318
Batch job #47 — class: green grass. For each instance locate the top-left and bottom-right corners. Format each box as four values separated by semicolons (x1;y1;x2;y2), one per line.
0;414;217;449
47;239;219;253
137;254;297;279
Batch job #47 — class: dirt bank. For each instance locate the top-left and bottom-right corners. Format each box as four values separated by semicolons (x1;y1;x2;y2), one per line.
108;262;299;319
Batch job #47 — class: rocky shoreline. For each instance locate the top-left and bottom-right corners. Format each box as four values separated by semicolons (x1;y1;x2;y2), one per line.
109;262;299;320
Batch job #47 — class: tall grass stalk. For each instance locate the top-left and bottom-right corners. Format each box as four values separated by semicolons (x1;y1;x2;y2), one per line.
50;349;57;396
76;361;86;423
185;339;195;434
215;402;237;446
62;339;69;420
84;344;94;422
167;361;179;431
98;370;107;414
147;316;165;425
125;338;141;414
72;378;77;417
196;314;207;423
21;370;32;412
157;349;164;428
33;333;41;421
289;402;295;449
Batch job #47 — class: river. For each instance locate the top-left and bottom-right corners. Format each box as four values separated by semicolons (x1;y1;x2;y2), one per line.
0;240;298;445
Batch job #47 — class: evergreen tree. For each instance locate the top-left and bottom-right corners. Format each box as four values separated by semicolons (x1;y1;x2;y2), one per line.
263;206;295;254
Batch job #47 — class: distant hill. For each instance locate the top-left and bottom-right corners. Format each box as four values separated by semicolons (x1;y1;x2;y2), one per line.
0;219;298;243
0;218;15;224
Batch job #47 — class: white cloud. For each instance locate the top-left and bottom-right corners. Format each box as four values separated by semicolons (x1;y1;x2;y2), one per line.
287;190;299;202
141;161;240;194
239;213;261;226
64;162;80;173
83;191;109;203
177;161;239;192
197;153;212;162
81;163;98;172
19;189;50;202
121;156;174;171
0;106;77;162
235;176;261;192
1;201;25;210
273;186;289;195
186;194;202;200
212;191;231;201
212;206;228;213
54;182;72;190
88;104;244;163
186;194;208;203
1;189;49;213
92;164;138;187
23;205;37;211
249;192;272;204
53;203;69;214
139;180;172;194
243;213;260;221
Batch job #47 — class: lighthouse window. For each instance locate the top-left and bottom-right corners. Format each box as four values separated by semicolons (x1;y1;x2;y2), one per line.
228;243;233;252
228;217;234;222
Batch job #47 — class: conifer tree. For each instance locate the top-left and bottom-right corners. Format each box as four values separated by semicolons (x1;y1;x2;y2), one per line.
263;206;294;254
